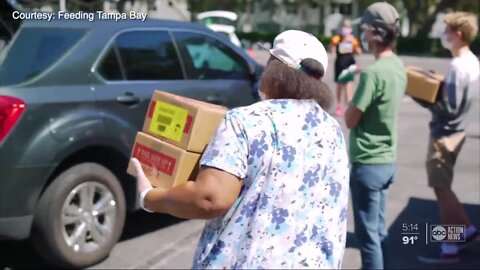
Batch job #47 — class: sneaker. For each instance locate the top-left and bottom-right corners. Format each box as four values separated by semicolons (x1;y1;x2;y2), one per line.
335;106;343;116
417;250;460;264
459;230;480;251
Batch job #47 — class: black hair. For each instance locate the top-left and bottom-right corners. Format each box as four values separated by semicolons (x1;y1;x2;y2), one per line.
299;58;325;79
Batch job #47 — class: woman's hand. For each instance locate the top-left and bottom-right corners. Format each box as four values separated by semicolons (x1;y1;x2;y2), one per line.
130;158;154;212
130;158;153;194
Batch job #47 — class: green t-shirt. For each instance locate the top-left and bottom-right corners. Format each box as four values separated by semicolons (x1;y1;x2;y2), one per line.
349;55;406;164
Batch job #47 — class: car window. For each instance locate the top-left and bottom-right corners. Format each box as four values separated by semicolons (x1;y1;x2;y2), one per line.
98;47;123;80
0;28;85;86
172;31;249;80
103;30;184;81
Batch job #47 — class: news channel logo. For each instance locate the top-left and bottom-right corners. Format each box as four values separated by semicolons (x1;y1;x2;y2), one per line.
430;225;466;242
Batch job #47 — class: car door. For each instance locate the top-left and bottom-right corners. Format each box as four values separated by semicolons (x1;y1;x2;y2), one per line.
171;30;257;108
91;29;211;150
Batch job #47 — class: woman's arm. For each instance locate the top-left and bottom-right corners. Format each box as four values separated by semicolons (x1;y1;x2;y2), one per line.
131;158;242;220
144;167;242;219
353;38;362;55
133;111;248;220
329;35;340;54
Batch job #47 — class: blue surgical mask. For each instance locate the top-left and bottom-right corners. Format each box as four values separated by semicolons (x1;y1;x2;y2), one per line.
361;32;369;52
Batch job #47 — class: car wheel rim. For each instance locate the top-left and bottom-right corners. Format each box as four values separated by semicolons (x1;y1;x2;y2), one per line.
61;181;117;254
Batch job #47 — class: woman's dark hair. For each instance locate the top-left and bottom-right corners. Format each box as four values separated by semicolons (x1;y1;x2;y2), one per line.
260;56;333;110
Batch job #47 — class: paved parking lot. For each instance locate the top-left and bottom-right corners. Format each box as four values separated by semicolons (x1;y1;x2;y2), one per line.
1;51;479;269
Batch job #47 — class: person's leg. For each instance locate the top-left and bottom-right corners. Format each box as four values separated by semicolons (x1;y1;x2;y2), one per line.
345;81;354;103
335;84;344;115
427;133;471;226
351;178;383;269
419;133;476;263
350;163;394;269
433;187;472;226
378;164;397;269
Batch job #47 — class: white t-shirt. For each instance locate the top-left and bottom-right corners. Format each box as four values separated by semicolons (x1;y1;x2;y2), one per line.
429;50;480;138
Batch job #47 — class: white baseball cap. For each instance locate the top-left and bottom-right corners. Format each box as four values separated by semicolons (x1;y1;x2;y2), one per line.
268;30;328;74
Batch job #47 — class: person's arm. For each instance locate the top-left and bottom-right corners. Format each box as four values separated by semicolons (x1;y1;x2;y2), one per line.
133;113;248;219
353;38;362;55
329;35;340;54
344;106;363;129
433;67;463;116
344;70;376;129
142;167;241;219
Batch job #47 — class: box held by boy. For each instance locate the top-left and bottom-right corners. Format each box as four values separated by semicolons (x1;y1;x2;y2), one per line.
405;67;444;103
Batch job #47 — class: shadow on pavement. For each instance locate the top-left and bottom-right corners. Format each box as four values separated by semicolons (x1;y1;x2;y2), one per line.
0;211;185;269
119;211;185;241
385;197;478;269
347;198;480;269
0;239;51;269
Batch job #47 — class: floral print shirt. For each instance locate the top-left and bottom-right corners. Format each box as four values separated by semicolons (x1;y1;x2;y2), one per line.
193;99;350;269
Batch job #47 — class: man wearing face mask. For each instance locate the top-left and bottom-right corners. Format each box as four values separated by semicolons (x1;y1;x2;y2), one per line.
415;12;480;264
344;2;405;269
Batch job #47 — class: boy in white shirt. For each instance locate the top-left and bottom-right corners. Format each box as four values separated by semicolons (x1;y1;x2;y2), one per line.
415;11;480;264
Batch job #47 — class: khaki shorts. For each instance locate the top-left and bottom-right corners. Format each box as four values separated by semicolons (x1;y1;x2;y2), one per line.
426;132;466;188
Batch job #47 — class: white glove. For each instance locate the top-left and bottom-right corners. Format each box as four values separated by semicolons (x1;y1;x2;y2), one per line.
130;158;154;212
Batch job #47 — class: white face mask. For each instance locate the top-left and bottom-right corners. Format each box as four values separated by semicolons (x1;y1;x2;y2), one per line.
441;33;452;50
361;32;369;52
258;90;267;101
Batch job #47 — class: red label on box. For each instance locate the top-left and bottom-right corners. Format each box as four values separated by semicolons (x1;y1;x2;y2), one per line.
183;115;193;134
147;101;156;118
133;143;176;176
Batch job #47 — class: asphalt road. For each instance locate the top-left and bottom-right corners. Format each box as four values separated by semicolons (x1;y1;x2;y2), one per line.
1;51;479;269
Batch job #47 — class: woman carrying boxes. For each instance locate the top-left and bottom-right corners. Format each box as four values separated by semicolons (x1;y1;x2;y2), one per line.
130;30;350;269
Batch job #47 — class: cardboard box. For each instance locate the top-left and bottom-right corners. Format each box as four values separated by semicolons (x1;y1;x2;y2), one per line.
127;132;201;188
143;91;228;153
406;67;444;103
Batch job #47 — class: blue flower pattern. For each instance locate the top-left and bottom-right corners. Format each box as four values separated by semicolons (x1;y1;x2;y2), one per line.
193;99;350;269
202;149;220;162
299;165;321;191
302;110;321;130
248;132;269;165
271;207;289;229
282;146;296;166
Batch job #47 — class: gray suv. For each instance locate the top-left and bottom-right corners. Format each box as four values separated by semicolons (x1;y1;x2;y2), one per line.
0;17;262;268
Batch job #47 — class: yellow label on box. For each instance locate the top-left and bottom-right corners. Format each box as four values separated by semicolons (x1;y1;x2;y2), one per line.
149;101;188;142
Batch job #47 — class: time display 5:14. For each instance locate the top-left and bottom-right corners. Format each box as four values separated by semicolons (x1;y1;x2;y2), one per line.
402;223;418;231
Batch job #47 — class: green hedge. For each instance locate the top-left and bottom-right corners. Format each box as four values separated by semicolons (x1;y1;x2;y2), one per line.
237;31;480;57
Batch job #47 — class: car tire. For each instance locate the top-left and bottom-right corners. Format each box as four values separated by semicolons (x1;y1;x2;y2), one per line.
31;163;126;269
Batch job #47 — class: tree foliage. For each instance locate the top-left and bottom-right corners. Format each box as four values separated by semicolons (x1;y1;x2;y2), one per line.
358;0;479;37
